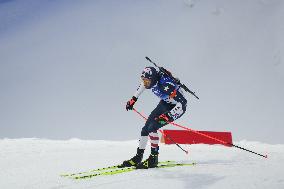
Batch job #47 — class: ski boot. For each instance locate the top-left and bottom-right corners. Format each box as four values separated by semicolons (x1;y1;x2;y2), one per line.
119;148;144;168
136;148;159;169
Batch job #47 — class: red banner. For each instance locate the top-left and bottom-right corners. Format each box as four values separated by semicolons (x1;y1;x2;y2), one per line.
161;130;233;147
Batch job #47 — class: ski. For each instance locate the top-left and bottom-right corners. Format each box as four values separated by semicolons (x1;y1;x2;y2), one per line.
69;162;196;180
61;160;175;178
60;164;120;177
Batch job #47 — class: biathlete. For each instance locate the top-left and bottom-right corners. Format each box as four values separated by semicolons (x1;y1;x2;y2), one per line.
121;66;188;169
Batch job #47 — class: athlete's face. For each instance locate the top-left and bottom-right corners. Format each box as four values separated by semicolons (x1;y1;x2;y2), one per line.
142;77;151;88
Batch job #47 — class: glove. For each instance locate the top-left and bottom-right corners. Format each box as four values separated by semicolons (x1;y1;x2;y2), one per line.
155;113;172;125
126;96;138;111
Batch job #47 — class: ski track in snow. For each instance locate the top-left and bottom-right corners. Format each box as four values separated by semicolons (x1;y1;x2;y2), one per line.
0;139;283;189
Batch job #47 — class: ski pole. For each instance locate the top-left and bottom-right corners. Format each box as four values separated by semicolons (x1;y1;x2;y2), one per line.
145;56;199;100
133;108;189;154
171;121;268;158
134;108;268;159
160;129;189;154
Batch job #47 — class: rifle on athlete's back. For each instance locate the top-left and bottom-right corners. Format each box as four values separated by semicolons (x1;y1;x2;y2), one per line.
145;56;199;100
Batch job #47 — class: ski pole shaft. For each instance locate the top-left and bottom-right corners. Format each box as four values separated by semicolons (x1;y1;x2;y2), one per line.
134;108;268;159
133;108;188;154
169;119;268;159
231;144;268;158
159;129;189;154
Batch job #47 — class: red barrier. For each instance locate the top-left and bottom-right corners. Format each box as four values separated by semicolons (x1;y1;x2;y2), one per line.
161;130;233;147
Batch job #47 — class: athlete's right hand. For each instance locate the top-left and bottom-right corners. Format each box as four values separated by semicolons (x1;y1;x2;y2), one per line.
126;96;138;111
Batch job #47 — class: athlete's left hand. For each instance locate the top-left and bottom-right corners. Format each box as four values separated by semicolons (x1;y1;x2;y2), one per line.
155;113;172;125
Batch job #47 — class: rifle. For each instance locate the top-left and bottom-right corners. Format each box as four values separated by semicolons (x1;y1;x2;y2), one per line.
145;56;199;100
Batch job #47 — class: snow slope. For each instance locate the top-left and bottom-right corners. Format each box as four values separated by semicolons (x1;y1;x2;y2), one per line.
0;139;283;189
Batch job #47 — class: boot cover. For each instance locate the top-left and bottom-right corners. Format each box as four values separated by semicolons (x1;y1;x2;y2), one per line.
119;148;144;167
136;154;158;169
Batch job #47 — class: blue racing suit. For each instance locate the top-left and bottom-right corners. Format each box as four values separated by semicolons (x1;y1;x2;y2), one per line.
134;75;188;137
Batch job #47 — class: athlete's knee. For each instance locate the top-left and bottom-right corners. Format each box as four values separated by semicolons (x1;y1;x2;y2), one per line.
141;127;149;136
141;122;160;136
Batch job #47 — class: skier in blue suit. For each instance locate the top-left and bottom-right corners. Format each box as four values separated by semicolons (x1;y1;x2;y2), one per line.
121;67;188;169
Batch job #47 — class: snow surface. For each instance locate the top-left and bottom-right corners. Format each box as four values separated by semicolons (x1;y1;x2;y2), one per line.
0;139;283;189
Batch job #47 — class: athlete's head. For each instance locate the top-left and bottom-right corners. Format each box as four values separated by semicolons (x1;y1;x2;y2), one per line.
141;67;159;89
